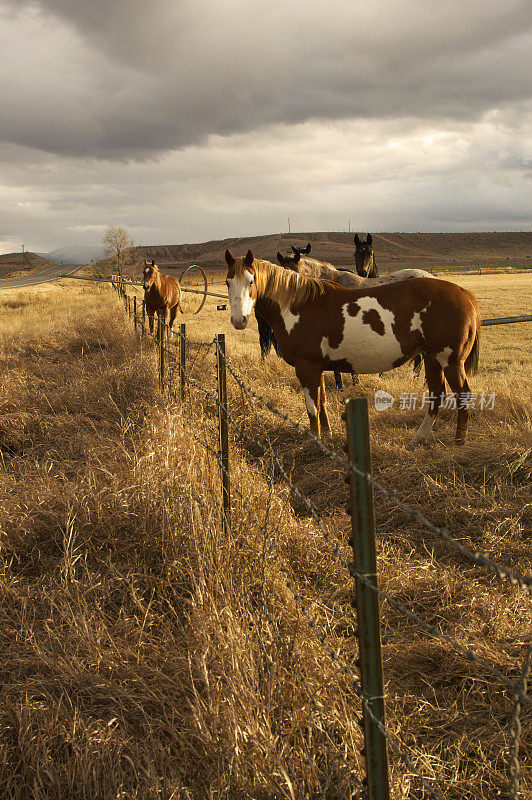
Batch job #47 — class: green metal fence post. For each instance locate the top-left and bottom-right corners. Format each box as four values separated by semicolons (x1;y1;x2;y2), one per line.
133;296;137;333
216;333;230;531
142;299;146;334
344;397;390;800
179;323;186;403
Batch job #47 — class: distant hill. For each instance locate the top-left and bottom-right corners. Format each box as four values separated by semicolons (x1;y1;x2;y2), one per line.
3;233;531;282
35;245;105;265
133;231;532;275
0;251;57;279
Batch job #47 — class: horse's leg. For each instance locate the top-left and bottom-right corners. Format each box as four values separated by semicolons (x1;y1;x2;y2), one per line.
411;355;445;446
295;360;322;437
319;373;331;436
163;305;171;337
168;305;178;338
443;361;472;444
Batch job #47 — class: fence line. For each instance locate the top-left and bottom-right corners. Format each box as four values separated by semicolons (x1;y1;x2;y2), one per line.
113;277;531;799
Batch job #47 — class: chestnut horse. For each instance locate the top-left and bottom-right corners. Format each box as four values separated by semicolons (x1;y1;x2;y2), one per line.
226;250;480;445
142;260;181;335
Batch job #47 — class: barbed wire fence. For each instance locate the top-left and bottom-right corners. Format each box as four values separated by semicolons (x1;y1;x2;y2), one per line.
113;277;531;800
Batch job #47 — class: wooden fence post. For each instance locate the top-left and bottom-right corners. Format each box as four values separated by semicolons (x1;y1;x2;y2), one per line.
344;397;390;800
179;323;186;403
216;333;230;531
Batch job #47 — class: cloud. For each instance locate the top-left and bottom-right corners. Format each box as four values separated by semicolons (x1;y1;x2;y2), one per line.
1;1;531;251
1;1;532;159
1;110;531;252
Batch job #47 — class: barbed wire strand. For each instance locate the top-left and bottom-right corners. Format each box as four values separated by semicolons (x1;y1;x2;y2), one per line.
183;371;532;706
126;306;532;704
120;294;529;795
219;342;532;597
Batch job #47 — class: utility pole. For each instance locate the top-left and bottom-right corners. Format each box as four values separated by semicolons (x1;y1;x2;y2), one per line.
288;217;291;235
22;244;25;270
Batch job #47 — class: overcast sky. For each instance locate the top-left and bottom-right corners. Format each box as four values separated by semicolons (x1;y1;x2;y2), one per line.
1;0;532;254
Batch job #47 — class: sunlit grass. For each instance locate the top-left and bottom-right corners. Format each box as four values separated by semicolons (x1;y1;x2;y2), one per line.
0;273;530;799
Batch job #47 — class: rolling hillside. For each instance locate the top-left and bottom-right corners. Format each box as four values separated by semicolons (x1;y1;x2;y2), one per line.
134;231;532;274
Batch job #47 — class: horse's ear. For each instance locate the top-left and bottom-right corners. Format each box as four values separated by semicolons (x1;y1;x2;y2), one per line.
277;252;285;265
151;259;155;266
225;249;235;267
304;243;311;253
367;233;372;246
291;245;298;254
244;250;254;267
354;234;360;245
144;259;150;265
294;251;300;264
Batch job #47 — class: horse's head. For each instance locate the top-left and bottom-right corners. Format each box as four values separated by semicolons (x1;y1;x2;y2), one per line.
277;250;300;270
354;234;374;277
291;243;311;256
143;259;158;291
225;249;257;329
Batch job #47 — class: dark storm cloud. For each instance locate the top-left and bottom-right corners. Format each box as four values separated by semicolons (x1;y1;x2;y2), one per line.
2;0;532;159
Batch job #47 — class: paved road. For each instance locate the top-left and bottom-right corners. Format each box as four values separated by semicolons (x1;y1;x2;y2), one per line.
0;263;82;290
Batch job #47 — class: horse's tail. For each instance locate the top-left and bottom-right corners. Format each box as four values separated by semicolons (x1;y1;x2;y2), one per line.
256;311;280;358
465;327;480;377
461;289;481;377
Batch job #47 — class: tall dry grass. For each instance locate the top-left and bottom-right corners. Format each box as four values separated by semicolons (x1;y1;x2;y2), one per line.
0;274;530;799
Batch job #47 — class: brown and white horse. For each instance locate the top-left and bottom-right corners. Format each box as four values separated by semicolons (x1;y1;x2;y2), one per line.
226;250;480;445
142;260;181;335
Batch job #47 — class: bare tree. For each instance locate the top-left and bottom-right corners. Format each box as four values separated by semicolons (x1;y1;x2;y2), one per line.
102;225;135;276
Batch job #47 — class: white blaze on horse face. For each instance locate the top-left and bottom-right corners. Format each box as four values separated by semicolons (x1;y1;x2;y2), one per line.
227;270;255;329
321;297;403;374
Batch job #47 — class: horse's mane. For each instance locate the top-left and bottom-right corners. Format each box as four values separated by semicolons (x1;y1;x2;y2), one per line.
235;258;325;311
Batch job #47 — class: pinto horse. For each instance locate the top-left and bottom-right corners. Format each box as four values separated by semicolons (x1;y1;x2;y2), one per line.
226;250;480;445
354;233;378;277
142;260;181;335
271;250;432;380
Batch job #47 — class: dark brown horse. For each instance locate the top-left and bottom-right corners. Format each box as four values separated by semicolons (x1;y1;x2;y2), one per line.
226;250;480;445
354;233;378;277
143;260;181;335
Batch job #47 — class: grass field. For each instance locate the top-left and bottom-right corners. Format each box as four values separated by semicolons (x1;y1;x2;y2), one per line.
0;272;530;799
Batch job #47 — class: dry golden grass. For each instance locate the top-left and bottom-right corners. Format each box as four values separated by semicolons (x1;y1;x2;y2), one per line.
0;273;530;799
